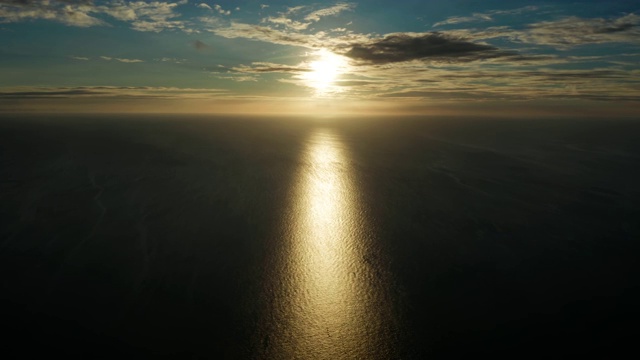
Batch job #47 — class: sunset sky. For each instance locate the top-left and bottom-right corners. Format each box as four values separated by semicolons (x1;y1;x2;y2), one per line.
1;0;639;115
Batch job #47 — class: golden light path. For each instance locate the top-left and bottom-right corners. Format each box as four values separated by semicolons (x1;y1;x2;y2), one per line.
301;49;349;96
255;129;400;359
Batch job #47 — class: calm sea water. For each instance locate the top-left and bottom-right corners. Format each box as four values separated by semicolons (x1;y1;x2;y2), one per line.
1;114;639;358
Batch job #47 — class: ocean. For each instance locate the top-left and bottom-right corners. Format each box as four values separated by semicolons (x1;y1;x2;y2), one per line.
1;114;639;358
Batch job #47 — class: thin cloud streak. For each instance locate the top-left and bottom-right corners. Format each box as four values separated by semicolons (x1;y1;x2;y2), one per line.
0;86;228;99
433;6;539;27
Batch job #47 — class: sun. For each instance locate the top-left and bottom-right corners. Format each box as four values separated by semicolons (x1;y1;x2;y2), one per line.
301;49;349;96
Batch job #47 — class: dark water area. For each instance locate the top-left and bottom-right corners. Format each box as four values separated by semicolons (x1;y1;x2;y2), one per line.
1;114;639;358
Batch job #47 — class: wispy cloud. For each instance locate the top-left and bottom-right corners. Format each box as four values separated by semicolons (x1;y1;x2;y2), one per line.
232;62;309;74
156;57;187;64
265;13;311;31
304;2;356;22
0;0;190;32
520;13;640;47
198;3;231;15
433;6;539;27
214;74;259;82
0;0;106;27
441;13;640;48
211;22;320;48
213;4;230;16
100;56;144;63
115;57;144;63
262;2;355;31
354;63;640;103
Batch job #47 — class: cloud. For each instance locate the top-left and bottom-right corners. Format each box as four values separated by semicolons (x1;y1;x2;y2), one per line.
0;0;190;32
212;22;320;48
198;3;230;15
209;10;522;66
213;4;230;16
519;13;640;47
433;13;493;28
344;33;511;64
124;0;190;32
232;62;309;74
214;74;259;82
433;6;539;27
100;55;144;63
437;13;640;48
3;2;637;107
115;57;143;63
0;86;227;100
265;14;310;31
304;2;355;22
205;4;640;104
156;57;187;64
262;3;355;31
210;20;371;51
285;6;306;15
0;0;106;27
354;62;640;103
211;23;517;67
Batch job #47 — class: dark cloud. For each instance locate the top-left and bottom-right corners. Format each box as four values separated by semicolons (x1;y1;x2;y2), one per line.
0;89;106;98
344;33;510;64
597;22;636;34
193;40;209;50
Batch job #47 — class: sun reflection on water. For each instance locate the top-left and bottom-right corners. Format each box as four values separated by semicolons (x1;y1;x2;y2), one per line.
256;129;400;359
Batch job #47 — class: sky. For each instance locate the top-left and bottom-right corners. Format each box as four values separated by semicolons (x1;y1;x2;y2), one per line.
0;0;639;116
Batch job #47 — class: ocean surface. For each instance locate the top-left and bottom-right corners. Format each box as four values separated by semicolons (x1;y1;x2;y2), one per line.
1;114;639;358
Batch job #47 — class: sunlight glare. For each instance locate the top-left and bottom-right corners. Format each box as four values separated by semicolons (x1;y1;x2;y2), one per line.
301;49;349;96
